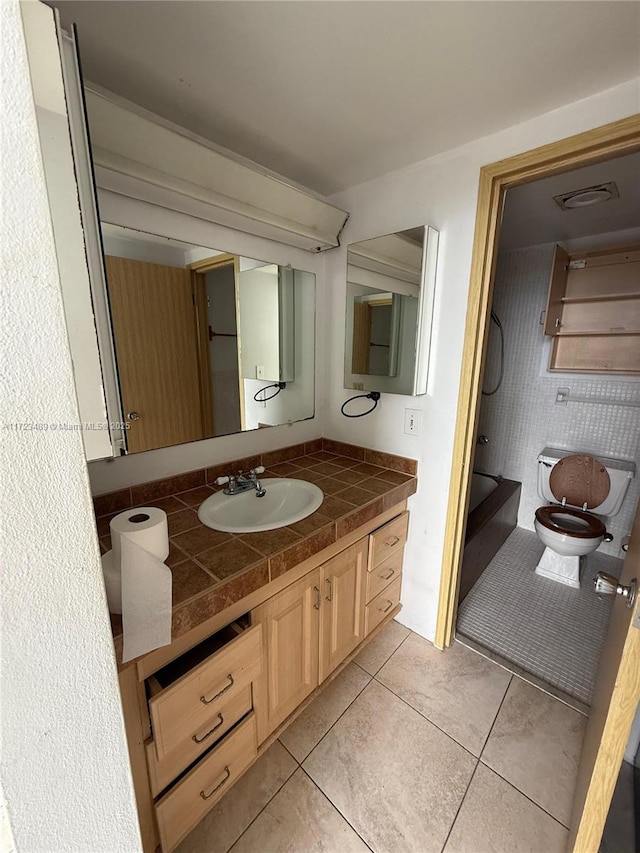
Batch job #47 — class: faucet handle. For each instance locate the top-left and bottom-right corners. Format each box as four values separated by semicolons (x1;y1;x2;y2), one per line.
215;475;230;486
252;466;265;475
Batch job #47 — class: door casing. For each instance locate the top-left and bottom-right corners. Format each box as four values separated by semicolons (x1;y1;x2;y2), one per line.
434;110;640;853
435;113;640;650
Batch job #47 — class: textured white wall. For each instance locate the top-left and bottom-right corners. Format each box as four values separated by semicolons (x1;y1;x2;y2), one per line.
476;244;640;557
325;78;640;642
0;2;141;849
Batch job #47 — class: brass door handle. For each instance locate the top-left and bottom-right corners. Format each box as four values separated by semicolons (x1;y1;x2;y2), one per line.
385;536;400;547
201;674;234;704
313;586;321;610
200;766;230;800
127;411;141;421
192;714;224;744
379;600;394;614
380;568;395;580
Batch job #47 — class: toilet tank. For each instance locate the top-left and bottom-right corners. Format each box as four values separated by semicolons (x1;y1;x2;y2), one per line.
537;447;635;517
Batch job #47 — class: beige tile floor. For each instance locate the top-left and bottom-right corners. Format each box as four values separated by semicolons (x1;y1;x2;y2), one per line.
177;621;587;853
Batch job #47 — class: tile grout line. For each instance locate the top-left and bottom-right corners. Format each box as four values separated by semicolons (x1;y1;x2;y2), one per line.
477;673;514;761
477;674;572;830
353;626;412;679
277;739;301;766
369;673;489;764
295;667;373;764
284;627;413;767
476;756;573;831
220;751;298;853
438;759;481;853
299;765;376;853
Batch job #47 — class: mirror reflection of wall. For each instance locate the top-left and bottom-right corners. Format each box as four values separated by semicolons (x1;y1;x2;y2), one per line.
344;226;439;396
101;224;315;454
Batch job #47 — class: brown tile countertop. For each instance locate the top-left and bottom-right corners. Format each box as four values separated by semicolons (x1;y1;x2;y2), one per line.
94;438;417;658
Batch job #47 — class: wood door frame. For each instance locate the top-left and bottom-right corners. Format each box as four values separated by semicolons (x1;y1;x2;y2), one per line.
191;271;215;437
189;253;245;430
435;113;640;651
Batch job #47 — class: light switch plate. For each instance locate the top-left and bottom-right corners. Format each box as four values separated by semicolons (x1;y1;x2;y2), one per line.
404;408;421;436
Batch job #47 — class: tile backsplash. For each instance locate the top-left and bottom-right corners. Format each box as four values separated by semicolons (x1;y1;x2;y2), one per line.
476;244;640;556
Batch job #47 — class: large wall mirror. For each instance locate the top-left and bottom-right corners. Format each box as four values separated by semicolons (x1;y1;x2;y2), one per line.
101;224;315;454
344;226;439;396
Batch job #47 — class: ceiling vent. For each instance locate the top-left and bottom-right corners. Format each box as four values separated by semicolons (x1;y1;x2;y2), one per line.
553;182;620;211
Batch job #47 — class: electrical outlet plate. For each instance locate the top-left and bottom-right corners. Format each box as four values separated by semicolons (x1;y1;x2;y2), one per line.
256;365;265;379
404;408;421;436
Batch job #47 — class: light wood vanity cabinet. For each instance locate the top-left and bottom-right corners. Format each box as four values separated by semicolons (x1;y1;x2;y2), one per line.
251;569;320;744
318;538;367;680
545;244;640;373
252;537;369;743
125;509;409;852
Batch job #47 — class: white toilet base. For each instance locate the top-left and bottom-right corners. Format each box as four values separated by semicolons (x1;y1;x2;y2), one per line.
535;547;581;589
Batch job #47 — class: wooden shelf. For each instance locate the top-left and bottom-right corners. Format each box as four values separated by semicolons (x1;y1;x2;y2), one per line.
546;243;640;374
556;329;640;338
561;292;640;304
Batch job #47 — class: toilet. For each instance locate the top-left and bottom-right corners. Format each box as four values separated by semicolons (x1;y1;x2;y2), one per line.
534;448;635;588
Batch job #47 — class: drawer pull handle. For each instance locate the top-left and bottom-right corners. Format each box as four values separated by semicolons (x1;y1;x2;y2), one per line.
385;536;400;547
380;568;395;580
379;600;394;614
325;578;333;602
192;713;224;744
201;674;234;705
200;765;231;800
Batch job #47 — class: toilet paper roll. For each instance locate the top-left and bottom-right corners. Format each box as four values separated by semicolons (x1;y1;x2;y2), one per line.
106;507;172;663
110;507;169;565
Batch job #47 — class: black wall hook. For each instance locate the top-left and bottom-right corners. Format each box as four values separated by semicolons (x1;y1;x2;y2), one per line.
253;382;286;402
340;391;381;418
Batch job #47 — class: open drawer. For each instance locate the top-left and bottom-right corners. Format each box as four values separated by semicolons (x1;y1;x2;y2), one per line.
155;712;257;852
146;685;252;797
148;620;262;762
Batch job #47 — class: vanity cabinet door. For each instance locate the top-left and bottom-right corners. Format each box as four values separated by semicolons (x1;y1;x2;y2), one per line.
252;569;321;744
319;539;367;682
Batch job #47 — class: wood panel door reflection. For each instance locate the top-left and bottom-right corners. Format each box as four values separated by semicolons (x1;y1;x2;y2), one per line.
105;255;205;453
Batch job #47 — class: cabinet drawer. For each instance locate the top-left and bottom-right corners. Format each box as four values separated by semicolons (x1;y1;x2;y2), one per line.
368;512;408;570
365;575;402;636
366;548;403;604
149;623;262;761
155;713;257;852
146;685;252;797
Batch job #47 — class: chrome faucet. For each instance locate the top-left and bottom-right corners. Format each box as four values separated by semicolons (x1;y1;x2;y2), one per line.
215;466;267;497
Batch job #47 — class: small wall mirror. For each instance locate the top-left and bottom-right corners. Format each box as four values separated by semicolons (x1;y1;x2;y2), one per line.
101;224;315;453
344;225;439;396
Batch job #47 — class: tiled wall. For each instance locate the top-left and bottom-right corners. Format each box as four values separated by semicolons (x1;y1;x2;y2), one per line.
475;244;640;557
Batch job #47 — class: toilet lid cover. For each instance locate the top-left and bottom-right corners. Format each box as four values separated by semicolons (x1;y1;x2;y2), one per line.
549;454;610;509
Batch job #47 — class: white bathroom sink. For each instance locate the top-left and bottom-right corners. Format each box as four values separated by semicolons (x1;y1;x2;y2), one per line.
198;478;324;533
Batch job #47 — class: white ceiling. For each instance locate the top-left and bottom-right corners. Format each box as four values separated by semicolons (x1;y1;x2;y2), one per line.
54;1;640;195
500;150;640;250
